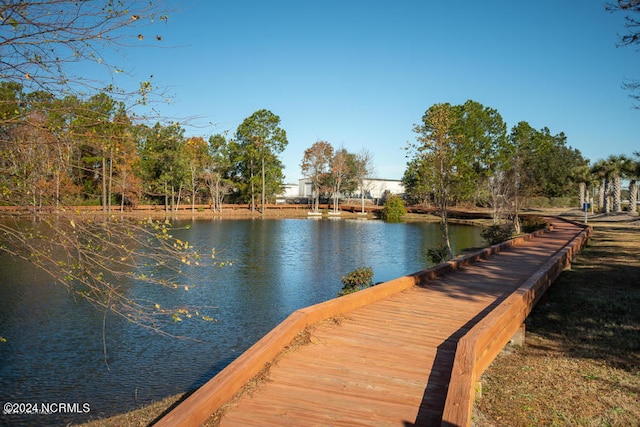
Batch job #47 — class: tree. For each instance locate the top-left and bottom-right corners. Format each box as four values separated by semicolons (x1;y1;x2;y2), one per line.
0;2;217;335
591;159;612;213
600;155;629;212
402;156;433;205
454;100;507;205
496;122;584;229
109;112;142;210
301;141;333;213
626;152;640;213
381;194;406;222
353;149;374;214
573;163;594;210
532;131;585;198
235;110;288;212
138;122;188;212
184;136;210;213
607;0;640;107
590;155;629;213
72;92;127;212
0;0;167;103
408;103;460;260
406;100;510;247
205;133;234;212
329;147;357;213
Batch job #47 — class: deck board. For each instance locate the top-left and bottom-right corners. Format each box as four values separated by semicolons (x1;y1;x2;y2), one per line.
216;219;585;426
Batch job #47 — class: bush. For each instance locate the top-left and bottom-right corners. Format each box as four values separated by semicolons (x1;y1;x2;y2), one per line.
521;215;548;233
427;245;449;265
380;195;406;222
550;197;576;208
481;224;514;246
526;197;551;209
338;266;374;296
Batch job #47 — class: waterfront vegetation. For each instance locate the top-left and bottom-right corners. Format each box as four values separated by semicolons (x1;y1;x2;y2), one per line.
380;194;407;222
337;266;375;296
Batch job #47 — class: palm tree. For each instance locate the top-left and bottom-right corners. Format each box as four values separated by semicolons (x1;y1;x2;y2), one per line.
573;163;592;209
591;159;610;213
592;156;629;213
609;155;628;212
626;152;640;215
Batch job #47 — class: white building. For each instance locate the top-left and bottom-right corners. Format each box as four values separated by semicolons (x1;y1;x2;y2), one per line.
277;178;404;203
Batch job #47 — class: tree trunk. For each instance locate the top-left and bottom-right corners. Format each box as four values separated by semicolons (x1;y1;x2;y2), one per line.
191;172;196;213
602;178;609;213
440;209;453;260
102;156;107;212
55;169;60;211
108;147;113;213
612;174;622;212
164;181;168;212
629;180;638;215
171;183;175;213
578;182;586;209
176;184;183;212
261;154;266;214
250;161;256;212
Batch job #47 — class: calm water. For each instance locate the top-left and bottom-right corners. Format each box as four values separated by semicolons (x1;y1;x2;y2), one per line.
0;218;483;426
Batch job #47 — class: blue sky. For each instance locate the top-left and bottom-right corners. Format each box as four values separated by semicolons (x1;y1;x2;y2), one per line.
118;0;639;182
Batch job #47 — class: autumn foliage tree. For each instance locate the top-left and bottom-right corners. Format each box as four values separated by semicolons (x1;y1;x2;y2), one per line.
329;147;357;212
184;136;211;212
301;141;333;213
0;1;220;334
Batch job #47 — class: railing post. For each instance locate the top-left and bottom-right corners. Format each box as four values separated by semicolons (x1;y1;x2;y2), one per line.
509;323;526;347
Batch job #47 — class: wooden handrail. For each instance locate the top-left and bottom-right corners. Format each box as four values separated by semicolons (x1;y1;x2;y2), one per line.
154;274;423;426
441;217;591;426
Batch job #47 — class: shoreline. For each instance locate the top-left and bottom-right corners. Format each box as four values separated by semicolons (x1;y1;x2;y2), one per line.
0;204;378;220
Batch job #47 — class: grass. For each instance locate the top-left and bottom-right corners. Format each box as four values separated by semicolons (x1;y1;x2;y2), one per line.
474;220;640;426
78;394;185;427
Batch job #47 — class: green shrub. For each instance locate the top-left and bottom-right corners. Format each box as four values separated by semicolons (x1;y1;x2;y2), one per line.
550;197;575;208
338;266;374;296
521;215;548;233
427;245;449;264
527;197;551;209
381;195;406;222
481;224;514;246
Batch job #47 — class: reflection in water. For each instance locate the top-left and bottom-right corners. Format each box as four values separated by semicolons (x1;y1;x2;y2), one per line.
0;218;483;426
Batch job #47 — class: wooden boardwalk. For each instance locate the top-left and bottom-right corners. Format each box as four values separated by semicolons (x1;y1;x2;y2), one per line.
156;218;590;427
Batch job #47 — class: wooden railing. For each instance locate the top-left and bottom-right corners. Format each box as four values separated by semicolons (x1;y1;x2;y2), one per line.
154;218;589;427
441;217;592;426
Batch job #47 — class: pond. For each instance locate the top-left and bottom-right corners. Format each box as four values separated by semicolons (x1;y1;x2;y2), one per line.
0;218;484;426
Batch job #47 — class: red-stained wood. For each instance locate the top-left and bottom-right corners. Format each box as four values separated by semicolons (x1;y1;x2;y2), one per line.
155;217;591;427
442;218;591;427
